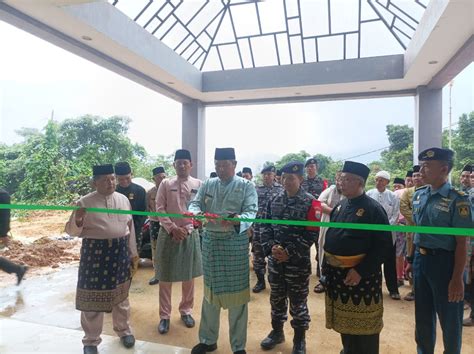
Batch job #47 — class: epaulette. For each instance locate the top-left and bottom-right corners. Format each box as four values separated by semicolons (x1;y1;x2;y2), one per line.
450;187;466;196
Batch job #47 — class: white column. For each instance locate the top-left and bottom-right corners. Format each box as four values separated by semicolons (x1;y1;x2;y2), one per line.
414;85;442;162
182;101;206;180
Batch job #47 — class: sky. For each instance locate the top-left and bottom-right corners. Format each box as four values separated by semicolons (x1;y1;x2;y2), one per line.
0;20;472;177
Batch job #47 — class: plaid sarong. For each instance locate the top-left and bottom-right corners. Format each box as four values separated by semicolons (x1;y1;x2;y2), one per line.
201;230;250;309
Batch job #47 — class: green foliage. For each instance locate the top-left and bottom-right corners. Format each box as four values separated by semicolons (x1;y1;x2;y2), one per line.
1;111;472;203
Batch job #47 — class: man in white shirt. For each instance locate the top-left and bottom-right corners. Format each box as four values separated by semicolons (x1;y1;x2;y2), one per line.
367;170;401;300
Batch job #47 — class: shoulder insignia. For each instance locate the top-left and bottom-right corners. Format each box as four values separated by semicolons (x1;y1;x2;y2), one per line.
458;205;469;217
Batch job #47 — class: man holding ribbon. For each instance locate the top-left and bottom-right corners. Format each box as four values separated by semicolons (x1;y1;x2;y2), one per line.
65;164;138;354
188;147;257;354
323;161;392;354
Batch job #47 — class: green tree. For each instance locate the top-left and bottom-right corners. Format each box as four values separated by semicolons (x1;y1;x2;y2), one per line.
379;124;413;180
17;120;71;203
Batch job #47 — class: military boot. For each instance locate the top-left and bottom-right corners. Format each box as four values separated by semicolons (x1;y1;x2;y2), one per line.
260;322;285;350
292;328;306;354
252;273;266;293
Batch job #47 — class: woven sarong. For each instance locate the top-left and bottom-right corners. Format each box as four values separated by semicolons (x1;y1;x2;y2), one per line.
76;237;131;312
324;264;384;335
202;230;249;309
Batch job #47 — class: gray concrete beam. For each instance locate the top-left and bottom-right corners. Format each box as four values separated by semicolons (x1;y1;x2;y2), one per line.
202;55;404;92
428;35;474;89
0;2;193;103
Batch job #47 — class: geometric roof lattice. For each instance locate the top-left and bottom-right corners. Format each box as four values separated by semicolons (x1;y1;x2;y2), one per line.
111;0;429;71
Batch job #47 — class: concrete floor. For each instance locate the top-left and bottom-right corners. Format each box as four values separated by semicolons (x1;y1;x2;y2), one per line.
0;264;473;354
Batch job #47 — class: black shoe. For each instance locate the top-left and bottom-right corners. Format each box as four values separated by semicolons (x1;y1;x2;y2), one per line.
390;292;401;300
16;265;28;285
293;340;306;354
149;278;159;285
120;334;135;348
292;328;306;354
83;346;98;354
234;351;246;354
181;314;195;328
191;343;217;354
260;329;285;350
252;273;266;293
158;319;170;334
313;282;325;293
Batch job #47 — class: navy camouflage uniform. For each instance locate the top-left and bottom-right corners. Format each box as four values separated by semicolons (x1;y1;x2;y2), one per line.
253;181;283;276
261;186;317;330
412;148;472;354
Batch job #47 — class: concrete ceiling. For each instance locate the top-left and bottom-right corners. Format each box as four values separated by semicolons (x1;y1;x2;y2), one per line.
1;0;473;105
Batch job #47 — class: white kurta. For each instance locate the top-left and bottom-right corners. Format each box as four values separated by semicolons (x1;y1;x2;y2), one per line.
366;188;400;244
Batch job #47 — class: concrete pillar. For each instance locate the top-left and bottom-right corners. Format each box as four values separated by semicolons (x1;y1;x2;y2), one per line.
182;101;206;180
414;86;442;162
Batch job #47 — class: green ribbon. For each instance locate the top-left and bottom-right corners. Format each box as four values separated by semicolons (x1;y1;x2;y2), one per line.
1;203;472;236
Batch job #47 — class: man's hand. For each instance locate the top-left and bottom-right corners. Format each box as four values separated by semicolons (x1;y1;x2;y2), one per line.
343;268;361;286
448;277;464;302
75;207;87;227
171;227;188;242
404;262;413;280
272;245;289;263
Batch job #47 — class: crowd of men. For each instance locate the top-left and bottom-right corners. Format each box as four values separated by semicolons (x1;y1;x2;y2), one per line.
1;146;472;354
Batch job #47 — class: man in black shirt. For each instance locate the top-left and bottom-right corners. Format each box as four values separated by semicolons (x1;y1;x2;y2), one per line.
115;162;146;252
324;161;392;354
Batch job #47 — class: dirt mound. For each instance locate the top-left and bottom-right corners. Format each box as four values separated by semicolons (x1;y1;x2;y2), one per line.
1;237;80;267
11;210;70;239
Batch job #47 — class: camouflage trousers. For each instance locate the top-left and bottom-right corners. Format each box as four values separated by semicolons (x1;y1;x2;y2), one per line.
268;257;311;329
251;231;267;275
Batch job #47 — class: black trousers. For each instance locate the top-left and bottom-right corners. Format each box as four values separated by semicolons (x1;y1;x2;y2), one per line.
0;257;22;274
341;333;379;354
384;241;399;294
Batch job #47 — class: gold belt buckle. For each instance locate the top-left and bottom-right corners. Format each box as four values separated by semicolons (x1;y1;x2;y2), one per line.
419;248;427;255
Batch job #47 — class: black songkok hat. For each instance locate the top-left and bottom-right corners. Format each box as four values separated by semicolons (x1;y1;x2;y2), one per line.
261;165;276;174
152;166;165;175
114;162;131;175
236;171;242;177
418;148;454;162
341;161;370;181
281;161;304;176
93;164;114;176
406;170;413;177
174;149;192;161
305;158;318;167
242;167;252;174
413;165;421;173
462;164;472;173
210;172;218;178
276;169;282;177
214;147;236;160
394;177;406;186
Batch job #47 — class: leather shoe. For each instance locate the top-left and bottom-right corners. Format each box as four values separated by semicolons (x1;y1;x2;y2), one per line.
158;319;170;334
181;314;195;328
234;351;246;354
120;334;135;348
149;278;159;285
83;346;98;354
191;343;217;354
